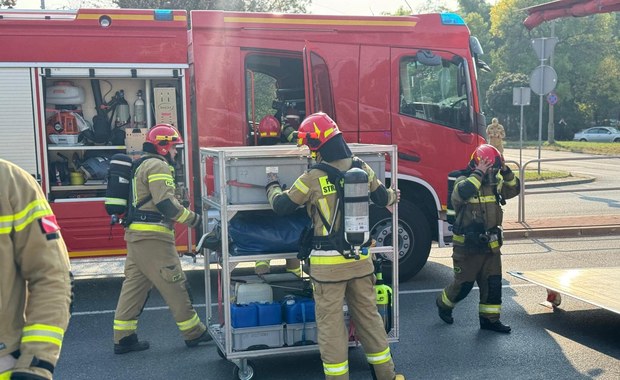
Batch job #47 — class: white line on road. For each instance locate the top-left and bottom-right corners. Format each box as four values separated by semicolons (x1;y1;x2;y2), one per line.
72;284;538;316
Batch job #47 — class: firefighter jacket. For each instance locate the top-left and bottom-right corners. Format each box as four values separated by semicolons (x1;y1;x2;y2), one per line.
125;154;199;243
486;122;506;153
0;159;71;380
267;157;398;282
451;166;519;248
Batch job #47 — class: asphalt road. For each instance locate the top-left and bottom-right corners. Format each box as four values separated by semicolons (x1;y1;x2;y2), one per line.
502;148;619;222
58;234;620;380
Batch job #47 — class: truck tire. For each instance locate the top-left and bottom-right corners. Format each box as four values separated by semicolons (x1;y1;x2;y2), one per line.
369;200;431;282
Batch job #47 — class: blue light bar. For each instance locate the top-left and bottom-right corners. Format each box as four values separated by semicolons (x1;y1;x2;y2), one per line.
154;10;173;21
441;13;466;26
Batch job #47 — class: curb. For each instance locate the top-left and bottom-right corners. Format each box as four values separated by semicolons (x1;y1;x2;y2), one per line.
524;175;595;189
504;224;620;240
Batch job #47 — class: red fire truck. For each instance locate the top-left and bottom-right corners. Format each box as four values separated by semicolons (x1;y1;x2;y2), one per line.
0;8;487;280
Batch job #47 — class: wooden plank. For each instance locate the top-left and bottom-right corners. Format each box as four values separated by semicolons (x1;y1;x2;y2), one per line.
508;267;620;314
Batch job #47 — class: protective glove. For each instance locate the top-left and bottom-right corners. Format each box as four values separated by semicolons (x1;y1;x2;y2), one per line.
266;172;281;189
188;212;202;228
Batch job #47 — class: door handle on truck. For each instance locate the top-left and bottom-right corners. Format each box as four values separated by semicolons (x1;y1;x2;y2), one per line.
398;152;421;163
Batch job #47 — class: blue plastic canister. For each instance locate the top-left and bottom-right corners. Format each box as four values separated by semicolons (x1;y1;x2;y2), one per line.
231;303;258;328
256;302;282;326
283;297;316;324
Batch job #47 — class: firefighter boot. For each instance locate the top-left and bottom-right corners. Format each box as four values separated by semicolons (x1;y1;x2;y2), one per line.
436;297;453;324
479;317;511;333
185;330;213;348
114;334;150;354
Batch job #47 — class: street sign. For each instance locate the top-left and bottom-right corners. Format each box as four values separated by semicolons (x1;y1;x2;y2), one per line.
531;37;558;60
513;87;531;106
530;65;557;95
547;92;558;105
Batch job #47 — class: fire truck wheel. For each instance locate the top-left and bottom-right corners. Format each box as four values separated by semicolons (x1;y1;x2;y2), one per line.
370;200;431;283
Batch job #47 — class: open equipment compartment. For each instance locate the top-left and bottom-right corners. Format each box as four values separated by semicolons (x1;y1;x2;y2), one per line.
199;144;399;379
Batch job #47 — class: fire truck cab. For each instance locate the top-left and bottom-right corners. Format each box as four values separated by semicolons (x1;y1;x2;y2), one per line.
189;11;487;280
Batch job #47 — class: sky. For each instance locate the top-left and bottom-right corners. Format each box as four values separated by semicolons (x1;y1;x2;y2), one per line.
13;0;460;14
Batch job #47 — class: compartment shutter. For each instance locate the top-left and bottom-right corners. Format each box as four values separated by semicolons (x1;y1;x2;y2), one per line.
0;68;38;176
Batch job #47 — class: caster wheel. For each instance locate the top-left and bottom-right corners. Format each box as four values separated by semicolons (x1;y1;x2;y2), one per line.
233;360;255;380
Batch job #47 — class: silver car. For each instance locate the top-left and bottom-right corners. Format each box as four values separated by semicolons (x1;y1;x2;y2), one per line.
573;126;620;142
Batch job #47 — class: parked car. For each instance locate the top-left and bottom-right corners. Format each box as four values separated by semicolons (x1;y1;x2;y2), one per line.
573;126;620;142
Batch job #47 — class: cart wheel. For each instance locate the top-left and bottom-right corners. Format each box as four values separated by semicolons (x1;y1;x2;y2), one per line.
216;347;226;360
233;360;255;380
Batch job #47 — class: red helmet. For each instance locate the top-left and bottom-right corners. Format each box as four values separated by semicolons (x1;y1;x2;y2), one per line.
257;115;281;144
146;124;183;156
296;112;341;151
469;144;503;169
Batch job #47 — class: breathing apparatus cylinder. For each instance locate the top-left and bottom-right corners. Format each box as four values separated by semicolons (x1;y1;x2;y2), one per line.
133;90;146;128
343;167;370;248
115;90;130;128
104;153;133;221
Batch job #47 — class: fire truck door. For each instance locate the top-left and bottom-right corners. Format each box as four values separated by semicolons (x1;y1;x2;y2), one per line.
303;43;336;118
0;68;40;178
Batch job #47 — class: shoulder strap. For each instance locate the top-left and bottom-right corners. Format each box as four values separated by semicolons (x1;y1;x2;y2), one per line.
131;156;164;209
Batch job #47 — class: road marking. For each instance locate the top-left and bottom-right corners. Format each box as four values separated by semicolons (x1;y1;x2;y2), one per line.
72;284;538;316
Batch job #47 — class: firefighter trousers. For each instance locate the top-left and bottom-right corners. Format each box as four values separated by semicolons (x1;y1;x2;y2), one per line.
313;274;395;380
439;246;503;322
114;239;206;343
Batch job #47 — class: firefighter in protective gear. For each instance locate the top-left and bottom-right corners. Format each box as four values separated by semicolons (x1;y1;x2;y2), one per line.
436;144;519;333
266;113;404;380
0;159;72;380
486;118;505;154
113;124;211;354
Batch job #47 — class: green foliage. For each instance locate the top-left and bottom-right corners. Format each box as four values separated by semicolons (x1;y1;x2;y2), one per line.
1;0;16;8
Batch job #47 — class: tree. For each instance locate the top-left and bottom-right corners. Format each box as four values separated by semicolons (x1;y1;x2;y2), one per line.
486;72;532;139
1;0;16;8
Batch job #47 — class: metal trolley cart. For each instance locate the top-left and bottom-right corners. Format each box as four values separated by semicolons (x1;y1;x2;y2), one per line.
199;144;399;379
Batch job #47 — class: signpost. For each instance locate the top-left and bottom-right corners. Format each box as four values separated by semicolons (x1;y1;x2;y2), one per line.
513;87;531;179
530;37;558;174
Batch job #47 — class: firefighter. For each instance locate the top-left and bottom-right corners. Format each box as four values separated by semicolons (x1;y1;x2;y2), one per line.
0;159;72;380
436;144;519;333
265;113;404;380
253;114;302;277
486;118;505;154
113;124;211;354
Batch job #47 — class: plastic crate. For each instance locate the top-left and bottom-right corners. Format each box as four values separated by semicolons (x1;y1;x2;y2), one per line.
213;156;308;204
285;322;318;346
232;324;284;351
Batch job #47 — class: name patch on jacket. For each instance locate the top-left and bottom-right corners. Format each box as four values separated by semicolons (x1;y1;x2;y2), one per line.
38;215;60;240
319;176;336;195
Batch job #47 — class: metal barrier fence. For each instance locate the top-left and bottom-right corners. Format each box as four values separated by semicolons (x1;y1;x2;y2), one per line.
511;156;620;223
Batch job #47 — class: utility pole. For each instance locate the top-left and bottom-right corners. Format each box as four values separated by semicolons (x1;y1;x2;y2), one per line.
40;0;45;9
547;22;556;144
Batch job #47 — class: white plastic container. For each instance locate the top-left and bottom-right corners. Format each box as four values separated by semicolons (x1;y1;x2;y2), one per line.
49;134;81;145
235;283;273;305
46;82;85;105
